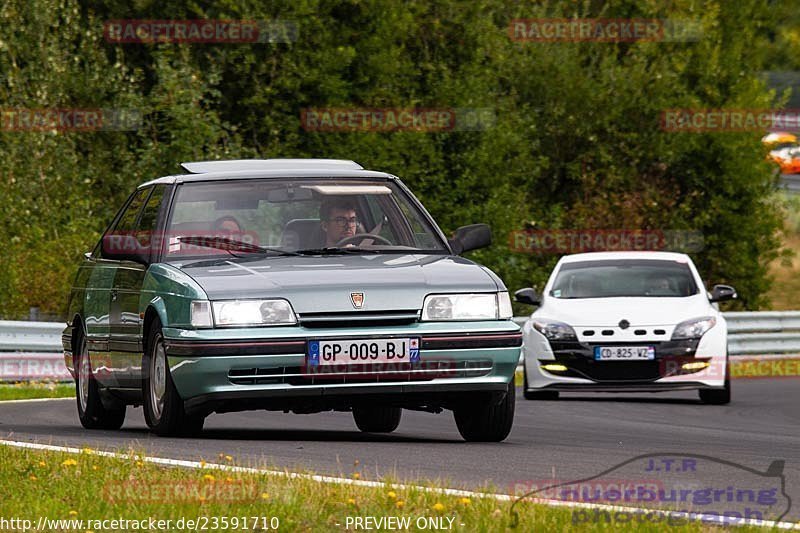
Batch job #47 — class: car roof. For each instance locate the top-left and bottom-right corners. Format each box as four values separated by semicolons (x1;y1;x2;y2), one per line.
137;159;395;188
559;251;692;263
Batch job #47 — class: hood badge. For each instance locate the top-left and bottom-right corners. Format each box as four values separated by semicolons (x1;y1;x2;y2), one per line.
618;319;630;329
351;292;365;309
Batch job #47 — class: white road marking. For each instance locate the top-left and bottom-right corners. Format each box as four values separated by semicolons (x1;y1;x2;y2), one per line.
0;397;73;404
0;438;796;529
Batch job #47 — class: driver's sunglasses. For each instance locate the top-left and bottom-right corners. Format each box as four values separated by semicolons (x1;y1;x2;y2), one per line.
330;216;358;227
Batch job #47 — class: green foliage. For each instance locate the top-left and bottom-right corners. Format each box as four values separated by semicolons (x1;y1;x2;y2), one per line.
0;0;793;317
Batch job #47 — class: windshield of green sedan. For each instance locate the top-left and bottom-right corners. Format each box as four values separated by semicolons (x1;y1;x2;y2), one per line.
550;259;700;298
164;178;448;259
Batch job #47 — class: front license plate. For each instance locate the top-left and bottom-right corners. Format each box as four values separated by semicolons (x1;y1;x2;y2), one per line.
307;338;420;367
594;346;655;361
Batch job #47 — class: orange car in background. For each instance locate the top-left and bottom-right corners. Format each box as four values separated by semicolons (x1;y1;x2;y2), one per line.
763;132;800;174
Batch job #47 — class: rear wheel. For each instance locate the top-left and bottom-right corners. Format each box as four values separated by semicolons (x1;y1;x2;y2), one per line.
523;369;559;400
454;381;515;442
75;328;126;430
143;320;205;437
352;406;402;433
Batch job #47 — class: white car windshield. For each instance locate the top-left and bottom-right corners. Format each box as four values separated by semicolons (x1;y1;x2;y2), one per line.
550;259;699;299
164;178;448;258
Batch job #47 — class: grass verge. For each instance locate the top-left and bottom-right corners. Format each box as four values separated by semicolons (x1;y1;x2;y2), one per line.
0;444;762;532
0;381;74;401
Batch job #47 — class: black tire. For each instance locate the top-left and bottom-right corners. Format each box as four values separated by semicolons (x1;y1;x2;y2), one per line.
699;358;731;405
523;369;559;400
143;320;205;437
454;381;515;442
352;406;402;433
75;327;126;430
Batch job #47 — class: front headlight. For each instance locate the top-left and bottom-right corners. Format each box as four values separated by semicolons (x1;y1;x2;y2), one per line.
671;316;716;340
200;299;297;327
533;319;577;341
421;293;510;321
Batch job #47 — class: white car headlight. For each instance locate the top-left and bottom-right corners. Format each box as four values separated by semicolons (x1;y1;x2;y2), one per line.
422;293;510;321
671;316;716;340
532;319;577;341
202;299;297;327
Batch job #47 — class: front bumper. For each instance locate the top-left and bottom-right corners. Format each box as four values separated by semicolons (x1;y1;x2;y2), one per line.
522;319;728;391
162;321;521;415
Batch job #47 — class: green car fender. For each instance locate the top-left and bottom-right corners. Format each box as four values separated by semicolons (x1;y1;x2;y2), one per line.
139;263;208;335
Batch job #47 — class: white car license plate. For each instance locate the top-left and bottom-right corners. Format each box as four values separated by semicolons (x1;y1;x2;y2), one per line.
307;338;420;366
594;346;655;361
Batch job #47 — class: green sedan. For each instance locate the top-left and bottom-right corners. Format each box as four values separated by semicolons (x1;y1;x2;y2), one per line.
62;159;521;441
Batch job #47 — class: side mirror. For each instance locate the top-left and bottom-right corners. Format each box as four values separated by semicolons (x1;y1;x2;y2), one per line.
709;284;737;303
448;224;492;255
101;233;150;264
514;287;541;306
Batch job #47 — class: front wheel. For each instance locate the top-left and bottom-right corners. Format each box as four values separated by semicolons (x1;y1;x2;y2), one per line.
75;329;126;430
143;321;205;437
454;381;515;442
352;406;402;433
699;360;731;404
523;369;559;400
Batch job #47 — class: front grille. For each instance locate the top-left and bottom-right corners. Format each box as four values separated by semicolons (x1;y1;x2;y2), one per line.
554;358;663;382
227;359;493;385
545;348;705;383
297;310;419;328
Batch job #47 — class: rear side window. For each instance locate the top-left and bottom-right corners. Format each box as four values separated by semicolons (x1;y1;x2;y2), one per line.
136;185;167;258
138;186;166;233
97;188;150;259
114;188;150;233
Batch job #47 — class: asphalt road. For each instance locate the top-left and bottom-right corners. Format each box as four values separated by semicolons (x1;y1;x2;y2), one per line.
2;379;799;521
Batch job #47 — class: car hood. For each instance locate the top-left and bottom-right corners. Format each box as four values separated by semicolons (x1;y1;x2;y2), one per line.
532;294;714;327
173;254;499;314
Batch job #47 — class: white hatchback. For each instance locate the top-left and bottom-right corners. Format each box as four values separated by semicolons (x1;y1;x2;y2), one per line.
516;251;736;404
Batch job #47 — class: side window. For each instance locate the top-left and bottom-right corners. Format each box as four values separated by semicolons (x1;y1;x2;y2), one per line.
136;185;167;257
393;196;438;248
364;195;402;243
115;188;150;233
98;188;149;260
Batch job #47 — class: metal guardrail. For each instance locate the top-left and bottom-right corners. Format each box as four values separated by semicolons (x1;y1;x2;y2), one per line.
0;321;65;352
724;311;800;355
0;321;69;381
2;312;800;381
780;173;800;194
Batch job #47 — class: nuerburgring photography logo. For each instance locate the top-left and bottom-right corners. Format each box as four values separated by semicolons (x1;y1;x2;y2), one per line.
510;453;790;527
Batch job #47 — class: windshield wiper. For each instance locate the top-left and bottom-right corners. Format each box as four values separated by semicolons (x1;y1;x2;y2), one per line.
294;246;383;255
176;235;302;256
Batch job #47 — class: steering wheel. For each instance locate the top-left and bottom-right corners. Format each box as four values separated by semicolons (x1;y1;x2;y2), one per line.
336;233;393;246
